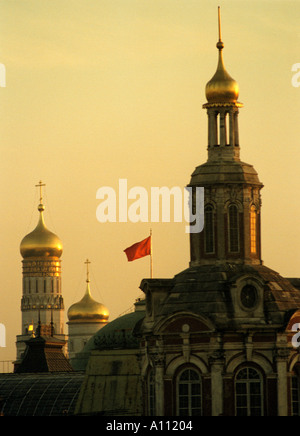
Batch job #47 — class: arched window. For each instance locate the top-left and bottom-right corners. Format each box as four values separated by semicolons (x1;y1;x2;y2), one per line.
148;368;156;416
228;204;239;253
204;205;214;254
177;368;202;416
250;205;257;254
235;367;263;416
290;367;300;416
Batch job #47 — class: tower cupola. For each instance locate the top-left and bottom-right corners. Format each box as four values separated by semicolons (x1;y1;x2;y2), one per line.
67;260;109;362
16;181;66;362
20;202;63;259
189;8;263;267
205;12;239;105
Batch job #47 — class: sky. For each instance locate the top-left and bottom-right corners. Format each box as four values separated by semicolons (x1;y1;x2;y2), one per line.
0;0;299;363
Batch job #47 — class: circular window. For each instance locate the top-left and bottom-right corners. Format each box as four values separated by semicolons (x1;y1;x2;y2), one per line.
240;285;258;309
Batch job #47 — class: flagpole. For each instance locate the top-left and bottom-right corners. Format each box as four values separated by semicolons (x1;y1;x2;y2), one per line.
150;228;153;279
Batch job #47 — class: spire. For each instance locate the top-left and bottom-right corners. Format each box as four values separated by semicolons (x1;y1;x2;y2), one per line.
202;7;242;159
84;258;92;298
188;7;263;267
205;7;240;106
217;6;223;49
35;180;46;207
85;258;91;284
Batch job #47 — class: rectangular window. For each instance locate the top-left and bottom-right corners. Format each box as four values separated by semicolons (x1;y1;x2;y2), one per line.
204;206;214;254
291;376;300;416
250;206;257;254
229;205;239;253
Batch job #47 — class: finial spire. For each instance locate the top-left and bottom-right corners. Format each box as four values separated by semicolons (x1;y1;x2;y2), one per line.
85;259;91;283
216;6;224;51
35;180;46;212
218;6;222;42
35;180;45;204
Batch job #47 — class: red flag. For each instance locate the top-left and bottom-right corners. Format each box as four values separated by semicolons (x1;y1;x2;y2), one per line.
124;236;151;262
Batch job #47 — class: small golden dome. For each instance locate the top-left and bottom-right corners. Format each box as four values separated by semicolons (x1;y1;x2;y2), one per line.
205;7;239;105
67;281;109;323
20;203;63;259
205;44;239;104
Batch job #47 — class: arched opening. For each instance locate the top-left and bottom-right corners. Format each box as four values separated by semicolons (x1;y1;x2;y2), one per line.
235;367;263;416
176;368;202;416
250;205;257;254
228;204;239;253
204;205;215;254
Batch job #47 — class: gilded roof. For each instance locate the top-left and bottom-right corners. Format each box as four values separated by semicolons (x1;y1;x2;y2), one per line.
20;204;63;259
67;282;109;323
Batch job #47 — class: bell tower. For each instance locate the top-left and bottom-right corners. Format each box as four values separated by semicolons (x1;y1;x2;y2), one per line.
16;182;66;360
189;8;263;266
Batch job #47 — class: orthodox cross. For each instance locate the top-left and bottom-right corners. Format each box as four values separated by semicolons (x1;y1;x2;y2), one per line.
85;259;91;283
35;180;46;204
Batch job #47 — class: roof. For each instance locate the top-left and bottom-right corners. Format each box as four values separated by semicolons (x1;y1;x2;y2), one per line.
15;336;73;373
0;372;84;416
140;264;300;331
70;300;145;371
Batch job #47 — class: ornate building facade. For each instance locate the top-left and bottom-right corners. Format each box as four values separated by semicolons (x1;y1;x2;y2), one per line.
138;13;300;416
75;11;300;417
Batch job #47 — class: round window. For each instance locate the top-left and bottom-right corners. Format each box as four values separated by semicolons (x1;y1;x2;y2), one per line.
240;285;258;309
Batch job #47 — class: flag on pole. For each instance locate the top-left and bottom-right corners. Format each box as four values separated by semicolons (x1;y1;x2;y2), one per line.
124;236;151;262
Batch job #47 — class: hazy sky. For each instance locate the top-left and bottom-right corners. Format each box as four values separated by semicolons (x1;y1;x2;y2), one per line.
0;0;300;362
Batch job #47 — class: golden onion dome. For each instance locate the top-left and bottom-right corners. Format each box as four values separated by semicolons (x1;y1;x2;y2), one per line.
20;203;63;259
67;281;109;323
205;8;239;104
205;41;239;104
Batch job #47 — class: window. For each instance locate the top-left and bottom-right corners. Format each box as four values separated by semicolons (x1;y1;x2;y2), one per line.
228;205;239;253
291;375;300;416
204;205;214;254
250;205;257;254
148;369;155;416
235;367;263;416
225;111;230;145
177;368;202;416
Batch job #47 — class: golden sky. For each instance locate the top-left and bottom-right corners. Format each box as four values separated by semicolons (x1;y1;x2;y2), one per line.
0;0;300;362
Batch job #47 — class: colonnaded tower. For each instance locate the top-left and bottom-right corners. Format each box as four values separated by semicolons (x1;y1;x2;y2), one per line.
16;182;66;360
189;9;262;266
